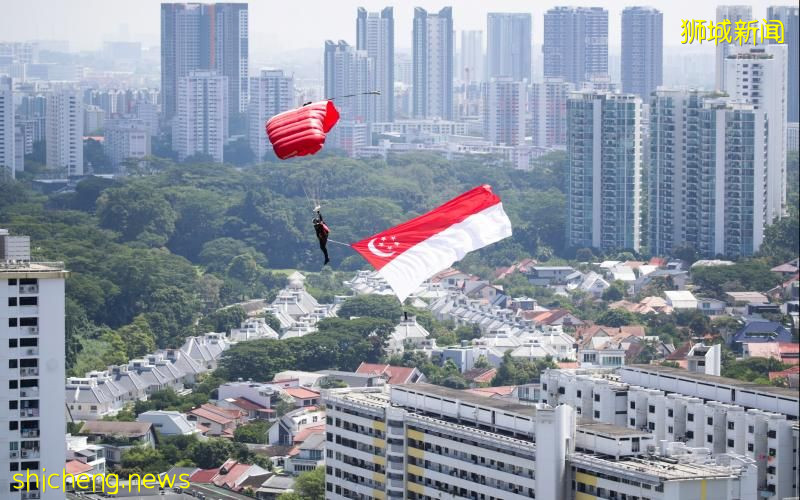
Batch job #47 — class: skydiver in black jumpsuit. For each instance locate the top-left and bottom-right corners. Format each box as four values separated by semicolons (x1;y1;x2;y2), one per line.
313;208;330;265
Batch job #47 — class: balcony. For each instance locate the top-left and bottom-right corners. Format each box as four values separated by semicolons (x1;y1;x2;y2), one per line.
20;367;39;377
24;326;39;335
20;408;39;418
19;284;39;294
9;450;19;459
21;347;39;356
21;492;40;500
20;388;39;398
21;449;40;459
20;429;40;438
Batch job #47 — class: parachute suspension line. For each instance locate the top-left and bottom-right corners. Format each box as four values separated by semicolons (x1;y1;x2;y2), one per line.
326;238;351;247
327;90;381;101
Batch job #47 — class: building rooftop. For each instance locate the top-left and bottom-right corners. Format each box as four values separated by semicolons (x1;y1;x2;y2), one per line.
79;420;153;438
394;383;539;417
577;421;652;438
572;454;745;482
622;364;798;399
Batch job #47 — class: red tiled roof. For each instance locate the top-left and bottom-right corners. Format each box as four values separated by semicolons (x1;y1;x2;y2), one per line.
189;407;233;425
201;403;245;419
293;424;326;444
190;467;221;483
649;257;668;267
284;387;320;400
666;342;692;361
557;361;580;369
769;365;800;381
231;397;267;411
65;460;93;475
466;386;515;397
356;363;419;385
463;368;497;383
213;460;252;490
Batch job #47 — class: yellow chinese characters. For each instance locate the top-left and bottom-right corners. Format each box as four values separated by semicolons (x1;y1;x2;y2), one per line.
680;19;784;45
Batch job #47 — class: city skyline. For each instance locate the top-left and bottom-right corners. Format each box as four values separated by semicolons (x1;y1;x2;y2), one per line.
3;0;791;55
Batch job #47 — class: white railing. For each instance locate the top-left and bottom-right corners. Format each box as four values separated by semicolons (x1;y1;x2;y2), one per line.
20;367;39;377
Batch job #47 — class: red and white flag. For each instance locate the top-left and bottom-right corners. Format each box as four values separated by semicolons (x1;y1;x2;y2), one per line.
351;185;512;301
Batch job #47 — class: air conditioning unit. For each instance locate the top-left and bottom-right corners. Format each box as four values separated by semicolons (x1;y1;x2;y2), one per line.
9;451;19;458
25;349;36;355
27;326;38;334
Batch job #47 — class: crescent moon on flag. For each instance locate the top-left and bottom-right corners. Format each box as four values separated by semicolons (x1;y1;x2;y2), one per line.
367;238;396;258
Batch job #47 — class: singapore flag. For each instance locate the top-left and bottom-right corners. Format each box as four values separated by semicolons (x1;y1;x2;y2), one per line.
351;185;512;302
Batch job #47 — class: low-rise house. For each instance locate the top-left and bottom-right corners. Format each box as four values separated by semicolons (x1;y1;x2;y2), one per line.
220;397;274;421
431;268;479;288
664;290;698;310
768;365;800;387
609;297;673;315
78;421;157;465
187;403;246;438
189;459;270;494
770;258;799;277
387;313;431;353
509;340;558;361
575;325;647;368
219;381;284;410
730;321;793;352
461;367;497;386
527;308;584;329
283;387;321;407
355;362;425;384
743;342;800;366
230;318;280;342
257;475;295;499
272;371;327;387
268;406;325;445
440;345;504;372
317;370;386;388
697;297;727;316
284;431;325;475
567;271;610;297
725;291;769;306
137;410;200;436
526;266;575;286
66;434;106;476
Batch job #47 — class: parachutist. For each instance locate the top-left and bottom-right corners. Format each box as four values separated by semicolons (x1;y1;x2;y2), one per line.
313;210;330;265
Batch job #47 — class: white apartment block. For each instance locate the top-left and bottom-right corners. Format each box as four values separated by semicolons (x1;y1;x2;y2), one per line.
530;78;573;148
412;7;454;120
325;383;757;500
0;229;67;500
371;119;467;137
483;77;525;147
715;5;752;91
103;118;150;171
724;45;788;221
543;365;800;500
0;76;13;180
172;71;228;163
248;68;294;161
45;87;83;176
357;7;394;122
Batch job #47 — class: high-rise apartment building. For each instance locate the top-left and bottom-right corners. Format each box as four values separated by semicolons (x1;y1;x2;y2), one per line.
531;78;573;148
566;91;642;253
103;119;151;171
487;13;532;82
357;7;394;122
768;6;799;122
160;3;248;123
412;7;454;120
714;5;752;91
543;7;608;85
1;229;67;500
248;68;294;161
324;384;758;500
172;71;228;163
459;30;484;84
324;40;373;123
621;7;663;98
724;45;788;222
45;87;83;176
0;76;13;180
483;77;525;146
649;90;769;258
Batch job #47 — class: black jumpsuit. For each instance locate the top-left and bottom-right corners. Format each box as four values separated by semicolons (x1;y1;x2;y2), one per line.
313;211;330;265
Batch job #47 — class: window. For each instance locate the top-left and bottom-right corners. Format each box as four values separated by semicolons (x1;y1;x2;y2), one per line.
649;405;655;414
594;394;600;402
630;418;636;426
707;417;713;425
767;430;776;439
668;426;673;434
8;297;17;306
769;448;776;457
687;413;694;422
8;381;17;390
686;430;694;439
748;425;754;434
576;390;582;397
667;409;673;417
630;402;636;409
558;387;565;395
727;439;734;447
8;318;17;327
594;411;600;419
728;422;735;430
8;279;17;285
8;360;17;369
748;443;754;452
8;422;17;431
707;434;713;443
19;297;37;306
8;401;17;410
648;422;655;431
19;318;37;327
8;339;17;348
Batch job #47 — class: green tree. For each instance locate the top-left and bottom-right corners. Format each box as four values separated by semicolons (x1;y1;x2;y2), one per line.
601;281;626;302
116;314;156;359
337;295;402;322
200;305;248;334
596;309;638;327
189;439;235;469
118;446;170;478
286;467;325;500
492;352;556;386
96;184;178;246
234;421;270;444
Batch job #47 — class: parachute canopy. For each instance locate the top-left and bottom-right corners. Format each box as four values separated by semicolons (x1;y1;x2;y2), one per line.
265;100;340;160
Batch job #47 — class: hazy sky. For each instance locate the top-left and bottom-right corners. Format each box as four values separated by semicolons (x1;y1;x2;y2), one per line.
1;0;790;54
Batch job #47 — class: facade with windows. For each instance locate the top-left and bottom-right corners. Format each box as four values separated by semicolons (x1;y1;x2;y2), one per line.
1;230;67;499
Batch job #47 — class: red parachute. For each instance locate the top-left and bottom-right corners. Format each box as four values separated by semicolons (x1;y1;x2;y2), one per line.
265;100;340;160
